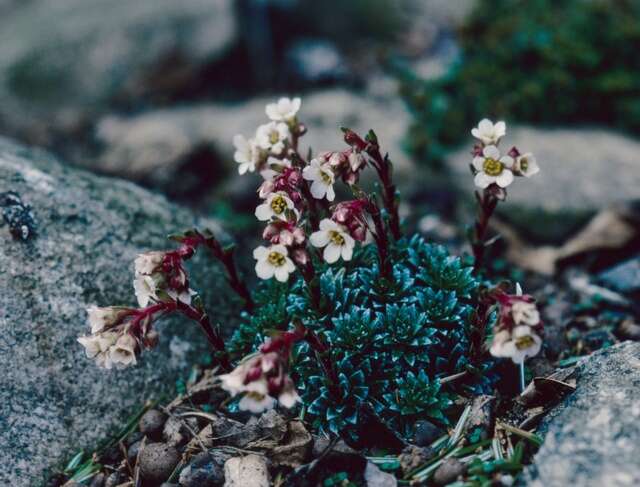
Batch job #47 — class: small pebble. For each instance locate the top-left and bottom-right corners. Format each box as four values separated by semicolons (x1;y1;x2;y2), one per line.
413;420;444;447
138;442;180;484
179;451;227;486
433;458;467;485
139;409;167;440
127;440;141;465
224;455;270;487
104;472;125;487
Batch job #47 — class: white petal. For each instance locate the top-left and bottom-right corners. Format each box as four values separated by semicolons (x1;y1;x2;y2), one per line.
478;119;493;132
310;181;326;199
500;155;514;168
324;244;341;264
325;185;335;202
255;260;275;280
472;156;485;171
471;127;481;139
483;145;500;159
271;244;288;255
309;230;330;248
255;204;272;221
341;243;354;261
494;121;506;137
253;246;268;259
274;266;290;282
474;172;495;188
284;257;296;272
495;169;514;188
319;218;337;231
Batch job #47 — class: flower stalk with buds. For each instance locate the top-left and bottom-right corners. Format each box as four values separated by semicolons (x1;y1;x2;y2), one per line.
468;119;540;273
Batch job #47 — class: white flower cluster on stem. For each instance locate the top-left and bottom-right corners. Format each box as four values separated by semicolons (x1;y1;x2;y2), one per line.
489;286;543;364
470;119;539;189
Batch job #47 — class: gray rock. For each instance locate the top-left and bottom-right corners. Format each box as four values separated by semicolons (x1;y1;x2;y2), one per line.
0;0;236;145
364;461;398;487
139;409;168;441
413;419;444;447
179;450;230;487
138;442;180;484
432;458;466;485
223;455;270;487
523;341;640;487
598;257;640;294
447;126;640;211
94;87;413;195
0;137;240;485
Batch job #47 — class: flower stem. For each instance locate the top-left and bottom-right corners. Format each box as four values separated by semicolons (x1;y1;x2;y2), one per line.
368;150;401;241
366;199;393;280
302;326;341;399
471;188;500;274
176;300;232;372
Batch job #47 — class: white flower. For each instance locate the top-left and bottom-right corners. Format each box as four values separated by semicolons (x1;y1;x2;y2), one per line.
167;288;195;306
256;122;289;155
134;251;165;276
109;333;138;368
134;274;160;307
514;152;540;177
233;134;261;175
511;301;541;326
239;392;277;413
309;219;355;264
472;145;515;188
278;383;301;409
253;244;296;282
302;158;335;201
265;97;301;122
255;191;297;221
490;325;542;364
471;118;506;145
86;306;119;334
77;332;118;369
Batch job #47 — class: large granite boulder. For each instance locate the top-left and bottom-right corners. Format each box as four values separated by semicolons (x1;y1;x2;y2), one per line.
0;0;236;146
523;341;640;486
0;137;240;485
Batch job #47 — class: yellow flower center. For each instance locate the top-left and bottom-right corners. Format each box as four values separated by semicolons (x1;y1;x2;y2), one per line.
520;157;529;172
320;170;332;185
270;195;287;214
515;335;535;350
483;158;503;176
269;130;280;144
268;251;286;267
330;230;345;245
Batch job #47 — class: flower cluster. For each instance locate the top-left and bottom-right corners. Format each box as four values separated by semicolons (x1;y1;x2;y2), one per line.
78;233;234;370
233;97;391;285
219;328;303;413
470;119;539;189
77;305;160;369
489;286;543;364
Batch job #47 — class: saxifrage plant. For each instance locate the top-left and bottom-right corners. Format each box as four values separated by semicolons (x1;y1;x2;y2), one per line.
77;99;543;444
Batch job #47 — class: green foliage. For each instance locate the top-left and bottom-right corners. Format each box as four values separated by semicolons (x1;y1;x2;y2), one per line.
396;0;640;167
229;235;479;441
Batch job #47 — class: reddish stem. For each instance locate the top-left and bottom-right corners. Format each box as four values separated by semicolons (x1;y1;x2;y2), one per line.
471;189;499;273
175;300;232;372
365;199;393;280
367;149;401;241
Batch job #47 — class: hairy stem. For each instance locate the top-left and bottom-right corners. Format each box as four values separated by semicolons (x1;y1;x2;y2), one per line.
471;189;499;273
368;150;401;241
